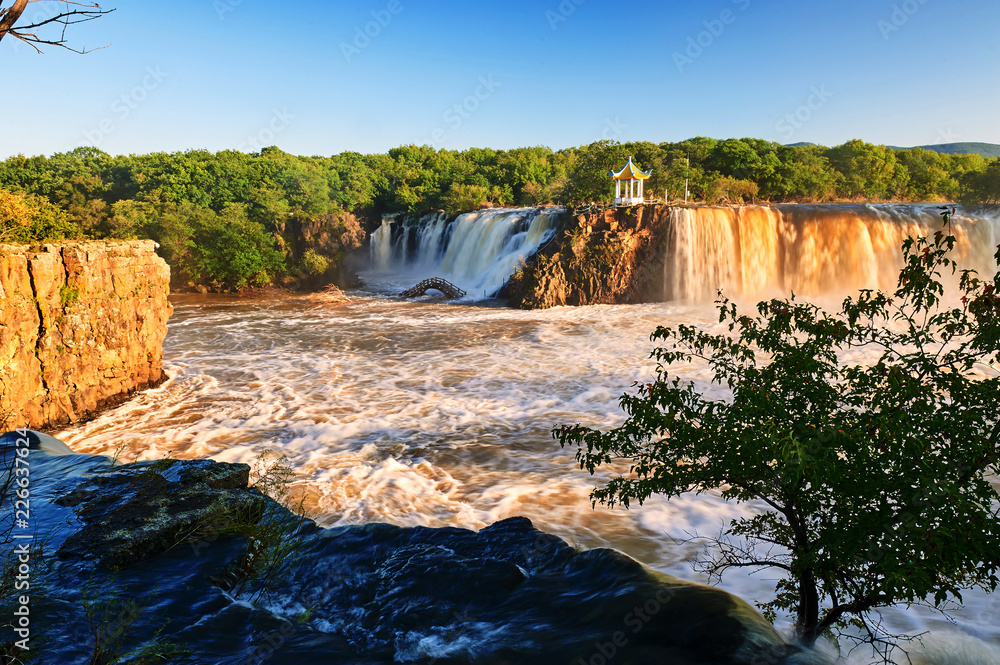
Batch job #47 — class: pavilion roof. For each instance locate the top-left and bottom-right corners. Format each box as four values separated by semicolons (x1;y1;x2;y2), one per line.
610;156;652;180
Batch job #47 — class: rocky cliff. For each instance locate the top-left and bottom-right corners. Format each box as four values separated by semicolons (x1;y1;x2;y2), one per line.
504;205;674;308
278;211;367;291
0;240;172;430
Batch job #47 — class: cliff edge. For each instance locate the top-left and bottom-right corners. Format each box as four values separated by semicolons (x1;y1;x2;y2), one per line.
0;240;172;429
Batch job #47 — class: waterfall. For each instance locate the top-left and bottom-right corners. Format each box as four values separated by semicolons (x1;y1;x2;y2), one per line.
369;207;561;297
663;204;1000;302
372;204;999;304
370;216;395;271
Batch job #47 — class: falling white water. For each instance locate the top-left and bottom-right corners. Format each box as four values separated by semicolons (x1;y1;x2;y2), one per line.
367;207;560;297
664;204;1000;302
369;216;395;271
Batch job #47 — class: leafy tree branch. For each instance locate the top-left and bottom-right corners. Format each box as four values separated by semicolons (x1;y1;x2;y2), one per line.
556;208;1000;662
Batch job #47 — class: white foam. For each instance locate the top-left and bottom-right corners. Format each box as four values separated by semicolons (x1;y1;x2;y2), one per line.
902;631;1000;665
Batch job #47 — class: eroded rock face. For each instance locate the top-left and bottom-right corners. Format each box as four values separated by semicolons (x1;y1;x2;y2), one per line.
277;212;367;290
0;240;172;430
504;205;673;309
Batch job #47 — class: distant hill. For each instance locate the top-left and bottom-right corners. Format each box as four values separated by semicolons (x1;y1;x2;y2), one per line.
786;141;1000;158
899;142;1000;158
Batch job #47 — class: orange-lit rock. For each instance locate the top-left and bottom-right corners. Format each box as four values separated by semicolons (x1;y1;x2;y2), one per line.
0;240;172;429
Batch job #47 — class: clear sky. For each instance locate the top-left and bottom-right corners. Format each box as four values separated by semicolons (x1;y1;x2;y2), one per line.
2;0;998;157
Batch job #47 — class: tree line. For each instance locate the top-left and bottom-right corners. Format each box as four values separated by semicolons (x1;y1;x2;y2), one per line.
1;138;998;290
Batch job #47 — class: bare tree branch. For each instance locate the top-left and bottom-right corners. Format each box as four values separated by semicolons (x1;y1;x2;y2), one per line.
0;0;29;36
0;1;114;54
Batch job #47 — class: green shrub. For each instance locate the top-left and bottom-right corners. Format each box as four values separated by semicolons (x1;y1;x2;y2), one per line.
300;248;329;276
0;188;80;243
187;204;286;291
59;284;80;307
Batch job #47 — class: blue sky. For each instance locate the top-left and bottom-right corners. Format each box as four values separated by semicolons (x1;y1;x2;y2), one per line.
2;0;998;157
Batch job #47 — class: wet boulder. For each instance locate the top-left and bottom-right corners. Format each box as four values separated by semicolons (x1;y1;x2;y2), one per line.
56;458;267;569
21;451;819;665
288;516;814;665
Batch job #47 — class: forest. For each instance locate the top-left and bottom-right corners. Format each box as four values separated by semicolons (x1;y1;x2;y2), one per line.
2;138;999;291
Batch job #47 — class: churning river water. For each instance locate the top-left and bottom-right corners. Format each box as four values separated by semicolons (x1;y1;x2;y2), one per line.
55;205;1000;662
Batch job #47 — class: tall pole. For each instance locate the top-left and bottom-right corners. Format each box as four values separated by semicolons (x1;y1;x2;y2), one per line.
684;155;690;204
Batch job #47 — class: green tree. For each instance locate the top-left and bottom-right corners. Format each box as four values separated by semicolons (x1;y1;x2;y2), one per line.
444;183;493;214
327;151;384;211
941;152;988;201
188;204;286;291
262;150;332;216
960;160;1000;204
145;199;205;286
826;140;908;200
705;176;759;203
773;145;837;201
709;138;763;182
103;199;153;239
650;137;721;202
0;187;79;242
556;209;1000;662
495;146;558;204
895;148;949;201
561;140;629;204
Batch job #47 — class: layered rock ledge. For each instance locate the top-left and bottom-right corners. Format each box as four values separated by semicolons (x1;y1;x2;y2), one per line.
0;240;172;429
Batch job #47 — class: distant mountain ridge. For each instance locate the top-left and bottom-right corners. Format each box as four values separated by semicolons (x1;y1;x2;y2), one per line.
895;142;1000;158
787;141;1000;158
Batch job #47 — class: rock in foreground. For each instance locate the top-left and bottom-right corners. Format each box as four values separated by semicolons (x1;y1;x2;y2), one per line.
3;436;821;665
